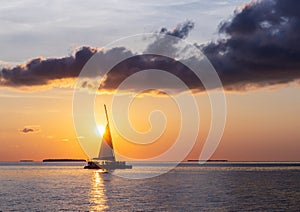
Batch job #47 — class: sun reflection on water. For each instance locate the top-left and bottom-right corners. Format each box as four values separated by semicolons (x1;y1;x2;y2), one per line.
89;171;109;211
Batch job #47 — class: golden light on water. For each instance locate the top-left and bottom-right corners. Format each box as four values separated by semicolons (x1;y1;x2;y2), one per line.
89;171;109;211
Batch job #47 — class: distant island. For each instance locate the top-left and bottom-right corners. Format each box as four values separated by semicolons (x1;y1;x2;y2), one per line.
188;159;228;162
20;160;34;162
42;159;86;162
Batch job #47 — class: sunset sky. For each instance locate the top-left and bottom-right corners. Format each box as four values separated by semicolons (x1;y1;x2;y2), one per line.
1;0;300;162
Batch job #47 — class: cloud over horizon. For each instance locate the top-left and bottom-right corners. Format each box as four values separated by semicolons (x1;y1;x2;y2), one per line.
202;0;300;90
1;1;300;92
0;46;97;87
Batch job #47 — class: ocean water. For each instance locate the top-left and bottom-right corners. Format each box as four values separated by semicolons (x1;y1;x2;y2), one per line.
0;162;300;211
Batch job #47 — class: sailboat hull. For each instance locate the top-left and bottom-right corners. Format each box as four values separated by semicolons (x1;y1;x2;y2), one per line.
84;160;132;170
84;161;101;169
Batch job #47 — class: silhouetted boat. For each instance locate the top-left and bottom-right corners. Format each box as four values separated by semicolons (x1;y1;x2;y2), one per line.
84;105;132;170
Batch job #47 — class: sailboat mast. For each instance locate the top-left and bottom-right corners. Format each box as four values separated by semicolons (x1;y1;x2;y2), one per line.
104;104;109;126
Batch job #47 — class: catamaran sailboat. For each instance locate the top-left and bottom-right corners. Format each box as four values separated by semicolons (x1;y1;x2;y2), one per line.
84;105;132;170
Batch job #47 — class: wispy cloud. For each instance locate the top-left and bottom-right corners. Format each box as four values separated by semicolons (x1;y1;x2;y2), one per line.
61;138;69;142
19;125;40;134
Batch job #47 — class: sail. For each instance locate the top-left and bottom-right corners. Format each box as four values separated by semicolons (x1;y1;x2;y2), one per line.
85;104;132;170
97;108;115;161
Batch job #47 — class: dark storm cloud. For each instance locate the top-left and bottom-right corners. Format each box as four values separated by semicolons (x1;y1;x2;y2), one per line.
0;21;197;91
0;46;97;87
123;1;300;92
0;46;135;87
145;21;195;56
202;0;300;90
159;20;194;39
99;21;202;92
2;2;300;93
99;54;202;91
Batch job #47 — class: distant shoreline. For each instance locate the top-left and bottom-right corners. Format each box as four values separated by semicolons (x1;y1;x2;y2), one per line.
1;160;300;163
20;160;34;162
188;159;228;162
42;159;86;162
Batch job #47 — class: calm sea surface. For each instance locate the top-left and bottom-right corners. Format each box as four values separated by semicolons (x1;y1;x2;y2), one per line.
0;162;300;211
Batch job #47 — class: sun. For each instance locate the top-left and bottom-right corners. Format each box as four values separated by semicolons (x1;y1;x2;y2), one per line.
97;125;105;136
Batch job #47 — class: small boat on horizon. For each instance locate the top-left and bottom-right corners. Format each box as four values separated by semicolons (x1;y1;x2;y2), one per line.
84;104;132;170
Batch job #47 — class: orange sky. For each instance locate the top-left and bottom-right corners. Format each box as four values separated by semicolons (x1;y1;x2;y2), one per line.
1;84;300;162
2;0;300;162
